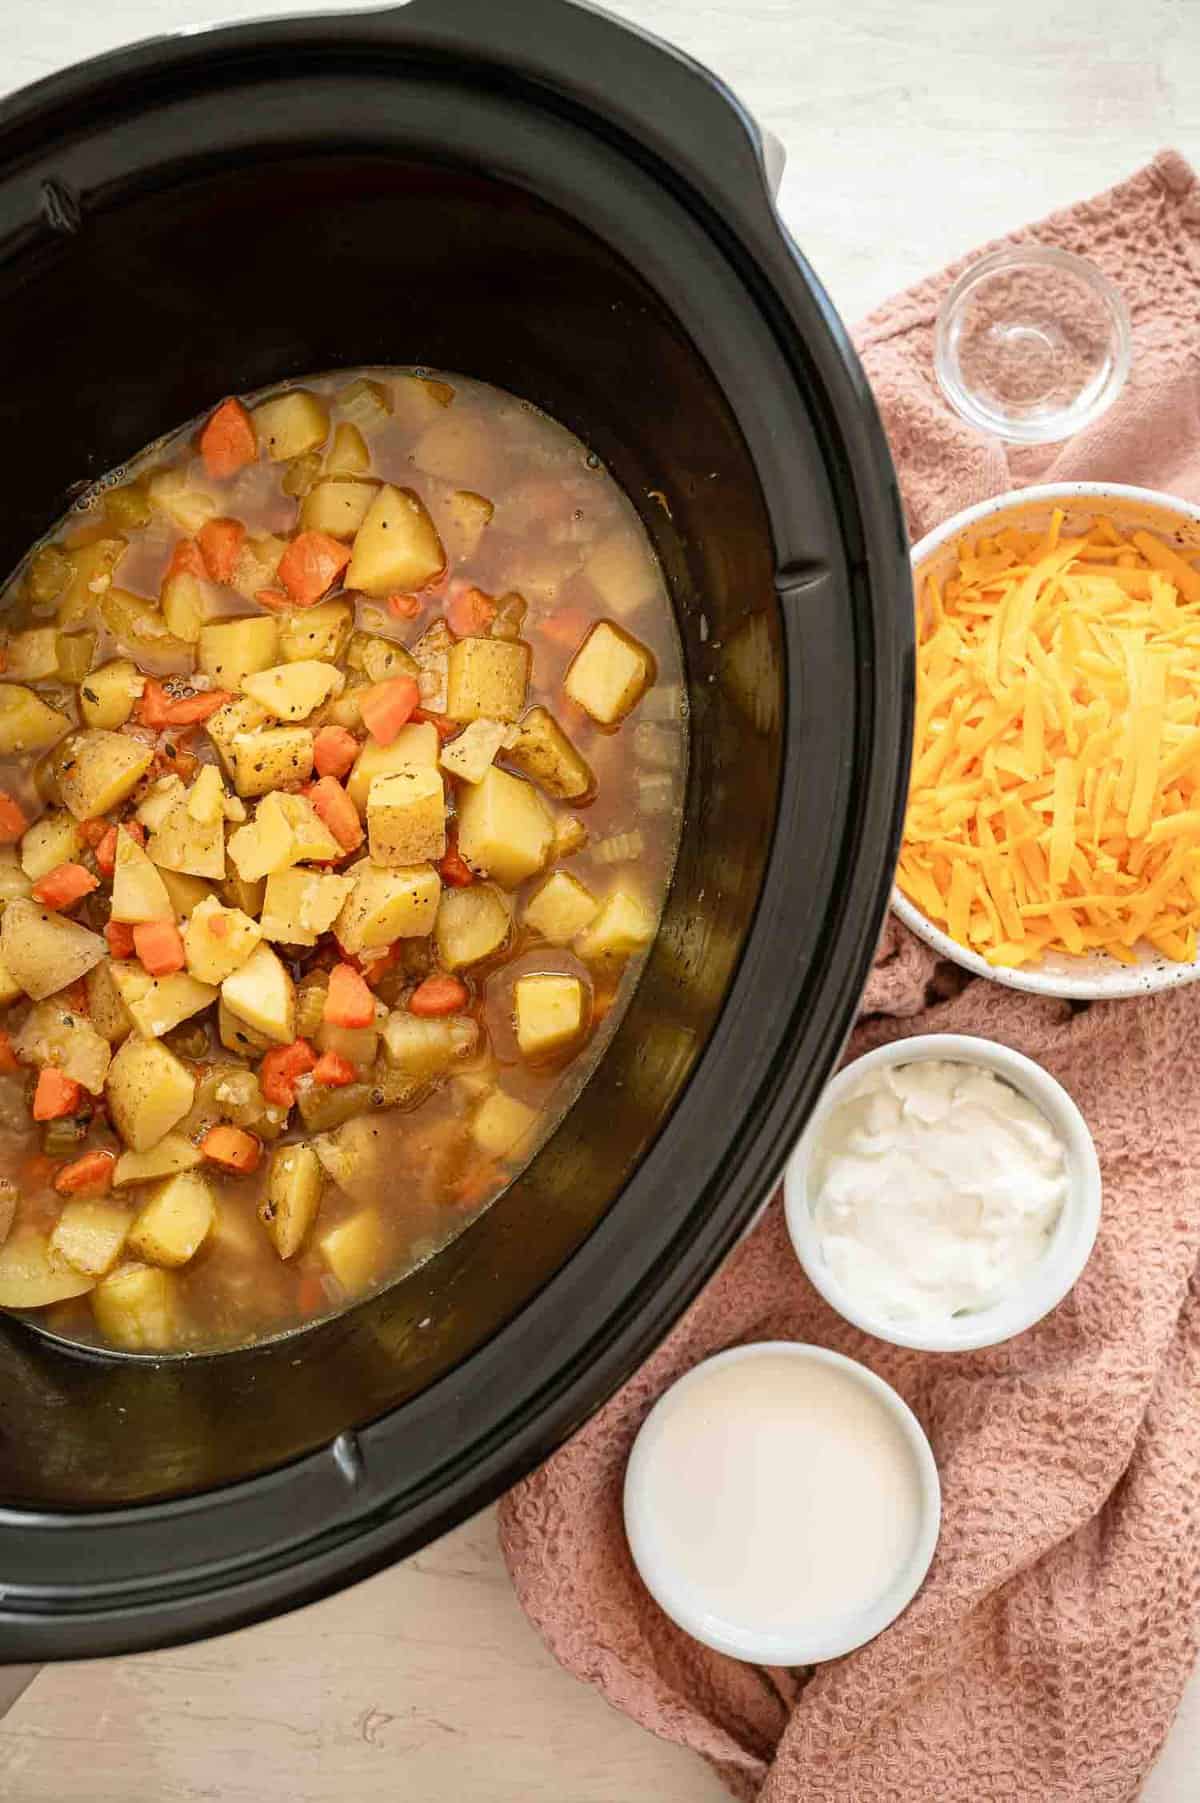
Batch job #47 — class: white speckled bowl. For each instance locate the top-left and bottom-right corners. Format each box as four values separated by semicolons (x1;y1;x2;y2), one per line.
897;481;1200;1000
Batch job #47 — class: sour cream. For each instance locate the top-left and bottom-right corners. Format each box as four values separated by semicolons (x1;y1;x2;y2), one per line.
809;1058;1068;1324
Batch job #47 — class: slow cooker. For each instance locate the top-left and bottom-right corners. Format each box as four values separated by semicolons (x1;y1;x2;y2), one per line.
0;0;912;1659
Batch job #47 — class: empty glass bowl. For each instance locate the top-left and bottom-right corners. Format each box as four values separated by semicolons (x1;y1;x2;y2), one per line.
934;245;1131;444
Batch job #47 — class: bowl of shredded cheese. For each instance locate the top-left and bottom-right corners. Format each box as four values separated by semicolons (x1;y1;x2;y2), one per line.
895;482;1200;998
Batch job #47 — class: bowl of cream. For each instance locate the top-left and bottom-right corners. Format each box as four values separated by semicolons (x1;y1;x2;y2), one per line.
784;1034;1102;1352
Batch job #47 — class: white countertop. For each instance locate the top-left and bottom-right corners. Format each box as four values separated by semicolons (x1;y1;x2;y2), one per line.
1;3;1198;1798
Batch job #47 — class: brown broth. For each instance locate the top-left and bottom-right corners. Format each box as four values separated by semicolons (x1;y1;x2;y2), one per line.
0;369;686;1354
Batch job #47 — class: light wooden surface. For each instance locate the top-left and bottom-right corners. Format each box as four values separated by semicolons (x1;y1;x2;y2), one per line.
3;2;1200;1798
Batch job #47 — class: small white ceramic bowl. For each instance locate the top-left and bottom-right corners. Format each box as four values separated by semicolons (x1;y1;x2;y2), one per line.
898;481;1200;1001
623;1341;941;1664
784;1034;1101;1353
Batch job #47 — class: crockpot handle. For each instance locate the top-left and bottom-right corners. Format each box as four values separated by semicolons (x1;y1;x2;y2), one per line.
380;0;786;223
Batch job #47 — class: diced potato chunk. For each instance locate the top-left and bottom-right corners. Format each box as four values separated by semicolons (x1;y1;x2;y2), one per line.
85;959;134;1045
507;706;593;800
0;685;70;756
441;489;494;561
564;620;656;725
0;1230;95;1307
243;659;344;721
159;868;215;917
0;955;20;1008
220;942;296;1043
184;894;263;985
524;871;598;944
109;965;218;1039
514;973;586;1060
5;626;59;680
346;723;439;811
56;535;125;627
12;999;112;1092
161;569;221;644
334;861;441;952
186;764;225;825
205;694;271;777
146;468;218;532
348;631;420;685
259;869;353;946
50;1201;131;1278
324;422;371;476
300;479;378;540
253;389;330;461
113;1133;202;1187
230;533;285;601
147;797;225;881
100;589;191;664
106;1036;197;1150
435;883;510;970
0;899;106;1001
57;729;154;819
91;1263;175;1348
219;997;272;1058
228;726;314;798
319;1209;387;1295
19;810;82;882
412;618;452;711
471;1091;538;1159
346;484;445;595
260;1143;324;1260
414;410;494;489
277;599;354;664
573;887;656;961
136;775;186;832
79;658;144;730
582;532;659;617
128;1171;215;1268
367;768;446;865
439;717;508;785
198;616;280;688
226;790;339;881
380;1012;478;1079
445;637;529;724
112;827;174;921
456;766;554;888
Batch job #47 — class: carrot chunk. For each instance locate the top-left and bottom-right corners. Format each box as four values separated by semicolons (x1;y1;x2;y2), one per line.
387;592;423;620
255;587;294;611
133;918;186;977
54;1150;116;1196
324;962;375;1029
95;819;145;878
445;586;497;639
33;1068;83;1121
0;1030;19;1074
409;974;469;1018
259;1039;317;1108
200;397;257;480
198;517;247;584
31;862;99;910
312;1050;357;1088
0;792;29;844
78;818;109;850
200;1124;262;1174
359;675;420;746
138;680;231;730
309;776;364;852
276;531;352;606
313;725;361;780
165;537;207;583
105;919;136;959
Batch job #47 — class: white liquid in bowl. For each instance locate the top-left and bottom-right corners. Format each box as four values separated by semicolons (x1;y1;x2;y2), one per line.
625;1347;937;1661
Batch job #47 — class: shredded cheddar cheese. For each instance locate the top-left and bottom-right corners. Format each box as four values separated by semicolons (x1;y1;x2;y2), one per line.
900;513;1200;967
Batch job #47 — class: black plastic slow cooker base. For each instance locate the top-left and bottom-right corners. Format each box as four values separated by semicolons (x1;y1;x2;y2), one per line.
0;0;911;1659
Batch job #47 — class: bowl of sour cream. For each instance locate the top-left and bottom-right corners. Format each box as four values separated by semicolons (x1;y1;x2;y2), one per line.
784;1035;1102;1352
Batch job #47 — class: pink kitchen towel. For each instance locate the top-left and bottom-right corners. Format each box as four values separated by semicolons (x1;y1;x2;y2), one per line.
498;151;1200;1802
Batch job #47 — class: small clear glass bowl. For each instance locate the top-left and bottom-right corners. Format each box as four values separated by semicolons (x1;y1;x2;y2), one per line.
934;245;1131;444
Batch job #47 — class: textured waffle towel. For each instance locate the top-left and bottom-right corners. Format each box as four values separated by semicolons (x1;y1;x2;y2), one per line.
498;152;1200;1802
